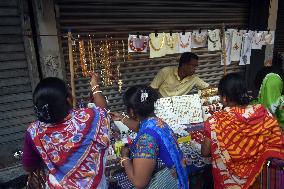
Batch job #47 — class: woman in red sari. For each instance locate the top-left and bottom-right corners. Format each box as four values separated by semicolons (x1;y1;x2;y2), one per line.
202;73;284;189
22;74;110;188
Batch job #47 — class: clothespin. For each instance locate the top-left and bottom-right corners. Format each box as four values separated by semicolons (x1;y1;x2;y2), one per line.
182;29;186;35
155;30;158;37
136;32;140;38
170;30;173;36
199;28;202;33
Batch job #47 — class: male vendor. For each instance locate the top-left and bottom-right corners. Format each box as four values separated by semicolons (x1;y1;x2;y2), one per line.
150;52;209;97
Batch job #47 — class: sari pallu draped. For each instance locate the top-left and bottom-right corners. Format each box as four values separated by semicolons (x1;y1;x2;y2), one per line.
205;104;284;189
131;118;189;189
27;107;110;189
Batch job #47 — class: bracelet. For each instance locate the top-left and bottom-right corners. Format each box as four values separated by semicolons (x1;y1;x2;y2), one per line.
91;85;99;92
93;90;102;95
120;157;130;167
121;115;127;123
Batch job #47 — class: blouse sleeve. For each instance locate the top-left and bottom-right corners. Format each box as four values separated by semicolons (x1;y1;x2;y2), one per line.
22;131;42;170
132;133;159;159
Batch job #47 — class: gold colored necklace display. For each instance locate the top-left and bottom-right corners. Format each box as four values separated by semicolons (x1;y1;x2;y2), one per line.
78;38;88;77
166;34;178;49
72;39;79;77
99;37;113;86
149;33;166;51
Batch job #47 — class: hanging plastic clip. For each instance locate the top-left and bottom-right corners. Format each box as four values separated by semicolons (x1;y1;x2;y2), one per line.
155;30;158;37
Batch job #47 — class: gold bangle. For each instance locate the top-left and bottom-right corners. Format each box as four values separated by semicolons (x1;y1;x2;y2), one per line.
120;157;130;167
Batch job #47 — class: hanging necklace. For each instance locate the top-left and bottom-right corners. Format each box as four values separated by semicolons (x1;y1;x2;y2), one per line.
208;30;219;48
254;32;263;45
150;33;166;51
232;32;241;51
78;38;88;77
192;32;207;44
264;33;272;44
166;34;178;49
179;33;191;48
241;35;252;64
129;36;148;52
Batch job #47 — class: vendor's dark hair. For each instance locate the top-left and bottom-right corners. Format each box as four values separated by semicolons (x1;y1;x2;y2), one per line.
178;52;199;67
123;85;158;118
218;73;250;105
33;77;71;123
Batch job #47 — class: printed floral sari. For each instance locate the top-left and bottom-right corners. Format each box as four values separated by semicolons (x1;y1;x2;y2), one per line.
24;107;110;189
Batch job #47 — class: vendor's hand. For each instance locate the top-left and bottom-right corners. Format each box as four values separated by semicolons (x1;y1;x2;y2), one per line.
120;146;130;158
89;72;100;87
109;112;124;121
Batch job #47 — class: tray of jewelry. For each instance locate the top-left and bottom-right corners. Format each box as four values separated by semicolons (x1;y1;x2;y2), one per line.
155;94;203;126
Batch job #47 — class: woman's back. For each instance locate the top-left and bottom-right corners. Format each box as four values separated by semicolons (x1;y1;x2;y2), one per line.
24;107;110;188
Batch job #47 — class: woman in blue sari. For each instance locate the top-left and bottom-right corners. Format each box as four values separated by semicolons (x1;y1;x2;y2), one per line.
111;85;188;189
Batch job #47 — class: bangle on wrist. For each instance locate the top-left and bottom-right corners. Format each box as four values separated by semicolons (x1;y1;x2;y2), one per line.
121;115;127;123
91;85;99;92
93;90;102;95
120;157;130;167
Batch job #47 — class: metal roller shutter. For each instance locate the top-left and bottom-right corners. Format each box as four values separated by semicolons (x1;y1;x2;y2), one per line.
275;1;284;54
0;0;36;168
55;0;249;111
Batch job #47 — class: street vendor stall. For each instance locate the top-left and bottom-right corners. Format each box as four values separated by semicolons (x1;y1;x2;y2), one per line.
94;87;220;188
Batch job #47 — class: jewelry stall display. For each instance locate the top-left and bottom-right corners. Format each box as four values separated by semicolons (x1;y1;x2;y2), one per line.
72;38;80;77
114;40;123;93
155;94;203;128
149;32;166;58
87;35;96;73
78;38;88;77
199;88;222;121
178;32;192;53
172;94;203;124
191;30;208;48
221;29;234;66
165;33;179;54
207;29;221;51
239;31;253;65
230;30;243;61
154;97;176;126
252;31;264;50
98;37;115;86
128;34;149;53
264;31;275;45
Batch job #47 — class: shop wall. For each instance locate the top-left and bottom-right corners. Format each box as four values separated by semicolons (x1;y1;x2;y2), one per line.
55;0;249;112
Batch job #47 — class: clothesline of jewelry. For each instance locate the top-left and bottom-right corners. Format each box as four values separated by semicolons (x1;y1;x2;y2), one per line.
67;28;224;97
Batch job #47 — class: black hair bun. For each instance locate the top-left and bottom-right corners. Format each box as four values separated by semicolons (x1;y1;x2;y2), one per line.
123;85;158;118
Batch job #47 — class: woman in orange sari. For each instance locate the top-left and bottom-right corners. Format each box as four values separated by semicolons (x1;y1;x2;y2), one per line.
201;73;284;189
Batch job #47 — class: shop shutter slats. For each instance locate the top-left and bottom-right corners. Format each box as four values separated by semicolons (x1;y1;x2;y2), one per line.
56;0;249;112
275;1;284;53
0;0;35;151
